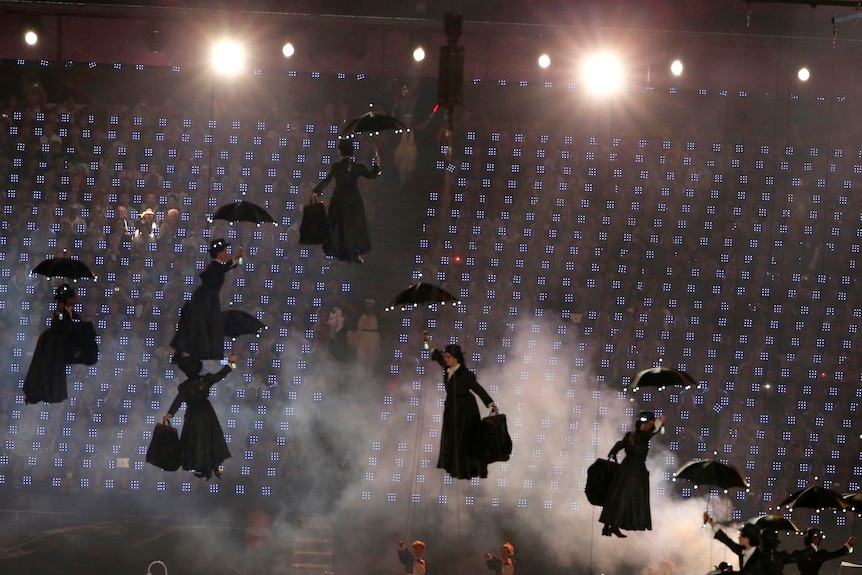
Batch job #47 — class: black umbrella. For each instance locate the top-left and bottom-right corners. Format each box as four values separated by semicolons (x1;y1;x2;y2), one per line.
211;200;277;247
674;459;749;492
628;367;698;392
222;309;266;339
212;200;276;225
779;485;850;511
341;110;408;137
844;492;862;511
32;257;95;280
385;282;460;311
748;514;801;532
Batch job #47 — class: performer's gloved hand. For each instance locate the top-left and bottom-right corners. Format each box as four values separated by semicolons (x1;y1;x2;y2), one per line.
162;414;172;424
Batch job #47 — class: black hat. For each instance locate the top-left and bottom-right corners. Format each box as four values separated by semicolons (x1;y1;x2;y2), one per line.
443;344;465;365
740;523;761;545
636;411;656;426
54;282;76;302
337;138;355;157
173;354;202;377
209;238;230;258
761;528;779;550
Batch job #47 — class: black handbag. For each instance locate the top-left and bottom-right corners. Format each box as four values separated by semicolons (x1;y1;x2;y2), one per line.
146;421;182;471
585;458;619;506
474;412;513;464
66;321;99;366
299;197;330;245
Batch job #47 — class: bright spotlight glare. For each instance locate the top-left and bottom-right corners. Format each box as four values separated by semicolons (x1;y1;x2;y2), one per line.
282;42;295;58
538;53;551;69
212;40;245;74
798;67;810;82
670;59;683;76
413;46;426;62
582;53;623;94
24;30;38;46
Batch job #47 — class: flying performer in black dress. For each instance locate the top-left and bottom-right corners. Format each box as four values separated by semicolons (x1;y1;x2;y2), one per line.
162;353;237;480
171;238;243;360
311;138;380;263
24;283;97;404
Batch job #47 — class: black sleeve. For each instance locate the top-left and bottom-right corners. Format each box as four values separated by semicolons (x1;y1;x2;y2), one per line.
464;370;493;407
356;163;381;179
714;528;744;556
607;437;627;459
167;388;185;417
202;365;233;389
430;348;446;369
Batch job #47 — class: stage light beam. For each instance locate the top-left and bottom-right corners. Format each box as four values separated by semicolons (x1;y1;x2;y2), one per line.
581;52;623;94
211;40;245;75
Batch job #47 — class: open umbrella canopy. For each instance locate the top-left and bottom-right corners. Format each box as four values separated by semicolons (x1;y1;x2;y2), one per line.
843;492;862;511
779;485;850;511
32;257;95;280
385;282;459;311
222;309;266;339
674;459;749;491
748;514;801;532
628;367;698;392
341;110;408;137
211;200;276;225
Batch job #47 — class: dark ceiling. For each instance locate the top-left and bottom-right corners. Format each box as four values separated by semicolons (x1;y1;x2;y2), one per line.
1;0;859;34
2;0;862;85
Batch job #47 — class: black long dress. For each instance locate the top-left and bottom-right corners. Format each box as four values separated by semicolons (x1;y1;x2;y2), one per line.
312;157;380;262
431;349;495;479
599;425;659;531
23;309;79;404
166;365;232;478
171;259;238;360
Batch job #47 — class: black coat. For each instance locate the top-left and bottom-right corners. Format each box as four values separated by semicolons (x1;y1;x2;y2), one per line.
313;157;380;262
431;349;494;479
795;543;850;575
713;529;772;575
167;365;233;477
171;259;238;360
23;309;79;404
599;426;658;531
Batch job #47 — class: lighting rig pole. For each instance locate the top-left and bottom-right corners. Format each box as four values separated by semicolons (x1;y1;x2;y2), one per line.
437;13;464;161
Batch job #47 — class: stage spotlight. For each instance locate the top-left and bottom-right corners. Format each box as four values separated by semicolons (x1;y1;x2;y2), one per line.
670;59;683;76
797;67;810;82
282;42;295;58
413;45;426;62
538;53;551;69
211;40;245;74
24;27;38;46
581;52;623;94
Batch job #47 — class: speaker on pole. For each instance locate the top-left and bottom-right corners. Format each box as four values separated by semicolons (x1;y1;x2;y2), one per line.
437;44;464;109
